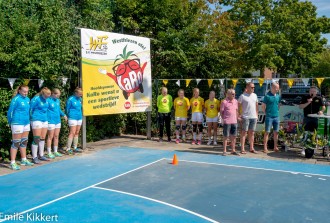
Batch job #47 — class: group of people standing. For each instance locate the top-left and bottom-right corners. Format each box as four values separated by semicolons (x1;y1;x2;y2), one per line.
7;85;83;170
157;82;282;155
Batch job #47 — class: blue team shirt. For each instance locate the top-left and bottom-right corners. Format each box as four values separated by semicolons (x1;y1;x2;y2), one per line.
47;97;65;124
66;95;82;120
7;94;30;125
30;95;49;122
263;91;281;117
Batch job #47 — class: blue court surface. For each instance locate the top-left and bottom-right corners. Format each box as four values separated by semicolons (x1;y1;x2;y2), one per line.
0;146;330;223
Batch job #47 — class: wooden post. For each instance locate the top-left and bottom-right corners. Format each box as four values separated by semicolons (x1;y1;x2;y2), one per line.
82;116;87;149
147;111;151;139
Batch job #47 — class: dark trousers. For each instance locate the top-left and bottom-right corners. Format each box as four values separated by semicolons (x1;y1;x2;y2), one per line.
158;112;171;140
303;117;318;132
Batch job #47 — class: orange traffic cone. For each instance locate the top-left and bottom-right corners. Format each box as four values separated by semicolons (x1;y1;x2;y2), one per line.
172;154;178;165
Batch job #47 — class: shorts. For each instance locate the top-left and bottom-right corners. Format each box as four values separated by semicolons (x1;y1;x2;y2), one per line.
241;118;257;132
68;119;82;126
191;112;203;123
223;123;238;137
206;117;218;123
265;116;279;132
48;123;61;130
175;117;187;121
11;124;30;134
31;121;48;129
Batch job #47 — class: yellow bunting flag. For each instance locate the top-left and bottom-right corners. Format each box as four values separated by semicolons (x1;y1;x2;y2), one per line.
163;80;168;86
207;79;213;88
287;78;294;88
186;79;192;87
316;78;324;88
23;79;30;85
258;78;264;87
232;79;238;88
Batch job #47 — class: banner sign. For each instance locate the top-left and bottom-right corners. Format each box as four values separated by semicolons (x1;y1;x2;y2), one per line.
81;28;152;116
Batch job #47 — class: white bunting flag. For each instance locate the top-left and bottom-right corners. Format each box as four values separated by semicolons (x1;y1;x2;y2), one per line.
302;78;309;87
219;79;224;85
176;80;180;87
245;79;252;83
62;77;68;86
272;78;279;83
196;79;202;85
38;79;44;88
8;78;16;89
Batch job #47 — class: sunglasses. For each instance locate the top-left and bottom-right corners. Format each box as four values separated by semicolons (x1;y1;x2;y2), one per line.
251;87;255;89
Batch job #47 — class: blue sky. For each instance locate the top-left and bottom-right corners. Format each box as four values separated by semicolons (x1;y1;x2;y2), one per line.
309;0;330;43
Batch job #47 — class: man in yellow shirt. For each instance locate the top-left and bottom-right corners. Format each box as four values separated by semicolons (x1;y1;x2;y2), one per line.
173;89;190;144
190;88;204;145
205;91;220;145
157;87;173;142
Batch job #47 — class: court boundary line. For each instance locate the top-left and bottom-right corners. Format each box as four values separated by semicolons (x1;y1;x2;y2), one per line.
0;158;165;223
92;186;219;223
168;159;330;178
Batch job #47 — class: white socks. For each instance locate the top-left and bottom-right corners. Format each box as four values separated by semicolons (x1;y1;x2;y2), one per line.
54;146;58;153
31;144;38;158
67;137;73;150
73;137;79;149
39;140;45;157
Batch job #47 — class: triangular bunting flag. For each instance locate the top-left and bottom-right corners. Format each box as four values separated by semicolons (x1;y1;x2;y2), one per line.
301;78;309;87
245;79;252;83
23;79;30;85
219;79;224;85
176;80;180;87
62;77;68;86
316;78;324;88
186;79;192;87
163;80;168;86
8;78;16;89
287;78;294;88
196;79;202;85
232;79;238;88
272;78;279;83
258;78;264;87
207;79;213;88
38;79;44;88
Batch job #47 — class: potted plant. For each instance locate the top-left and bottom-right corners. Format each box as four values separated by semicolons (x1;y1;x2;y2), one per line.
297;129;319;158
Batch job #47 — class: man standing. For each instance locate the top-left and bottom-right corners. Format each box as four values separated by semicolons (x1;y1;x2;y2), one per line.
238;82;259;154
262;82;281;153
299;86;325;132
220;89;239;156
157;87;173;142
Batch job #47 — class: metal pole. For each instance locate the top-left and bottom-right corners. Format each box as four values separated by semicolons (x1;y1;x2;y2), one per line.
147;111;151;139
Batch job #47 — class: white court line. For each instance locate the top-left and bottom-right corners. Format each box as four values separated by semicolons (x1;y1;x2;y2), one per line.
92;186;219;223
169;159;330;178
0;158;165;223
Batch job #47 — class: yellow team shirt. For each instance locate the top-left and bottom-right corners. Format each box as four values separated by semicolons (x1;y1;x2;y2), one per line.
190;96;204;113
174;97;190;118
205;99;220;118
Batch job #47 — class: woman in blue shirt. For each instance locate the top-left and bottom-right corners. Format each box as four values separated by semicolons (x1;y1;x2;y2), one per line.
7;85;34;170
30;87;51;164
46;88;67;159
65;87;83;153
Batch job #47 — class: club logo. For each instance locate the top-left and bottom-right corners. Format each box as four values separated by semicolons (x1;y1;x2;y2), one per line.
85;35;108;56
124;101;131;109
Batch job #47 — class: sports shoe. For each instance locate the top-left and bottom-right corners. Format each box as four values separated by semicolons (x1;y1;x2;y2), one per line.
10;162;20;170
213;141;217;146
54;152;63;157
21;159;34;166
67;149;73;155
197;140;201;145
158;138;163;142
175;139;180;144
39;156;50;161
73;148;83;153
32;157;41;164
191;140;196;145
46;153;56;159
207;140;212;146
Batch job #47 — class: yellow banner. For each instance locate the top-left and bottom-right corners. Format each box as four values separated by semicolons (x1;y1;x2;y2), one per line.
163;80;168;86
232;79;238;88
316;78;324;88
81;28;152;116
207;79;213;88
287;78;294;88
23;79;30;86
186;79;192;87
258;78;264;87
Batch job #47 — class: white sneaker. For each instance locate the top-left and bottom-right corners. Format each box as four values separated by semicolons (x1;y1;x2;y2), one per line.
213;141;217;146
207;140;212;146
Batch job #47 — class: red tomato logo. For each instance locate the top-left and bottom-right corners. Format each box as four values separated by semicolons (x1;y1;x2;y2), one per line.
162;99;167;103
194;102;198;106
210;105;214;109
124;101;131;109
178;101;183;106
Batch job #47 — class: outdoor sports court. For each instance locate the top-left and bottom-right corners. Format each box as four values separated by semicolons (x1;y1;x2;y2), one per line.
0;146;329;223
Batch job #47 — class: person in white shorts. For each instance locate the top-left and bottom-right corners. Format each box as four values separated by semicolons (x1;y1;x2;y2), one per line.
190;88;204;145
205;91;220;145
30;87;51;164
7;85;34;170
65;87;83;154
46;88;67;158
173;89;190;144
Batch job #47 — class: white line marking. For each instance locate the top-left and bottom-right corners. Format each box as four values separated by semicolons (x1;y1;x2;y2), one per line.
318;178;326;181
304;175;312;178
0;158;165;223
92;186;219;223
168;159;330;178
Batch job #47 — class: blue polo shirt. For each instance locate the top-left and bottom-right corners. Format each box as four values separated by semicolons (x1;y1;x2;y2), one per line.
263;91;280;117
